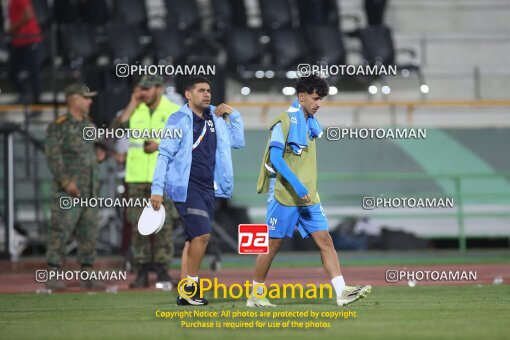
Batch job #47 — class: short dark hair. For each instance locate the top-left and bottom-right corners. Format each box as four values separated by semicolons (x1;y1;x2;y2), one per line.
295;74;329;98
184;76;211;91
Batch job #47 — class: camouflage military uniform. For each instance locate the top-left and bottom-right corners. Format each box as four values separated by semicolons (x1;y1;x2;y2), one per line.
44;112;100;267
126;183;178;266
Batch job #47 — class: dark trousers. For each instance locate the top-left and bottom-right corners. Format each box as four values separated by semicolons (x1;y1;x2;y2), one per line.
364;0;387;26
8;42;42;103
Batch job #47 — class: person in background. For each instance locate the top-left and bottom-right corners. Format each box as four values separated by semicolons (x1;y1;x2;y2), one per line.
112;76;181;289
7;0;42;104
44;84;106;291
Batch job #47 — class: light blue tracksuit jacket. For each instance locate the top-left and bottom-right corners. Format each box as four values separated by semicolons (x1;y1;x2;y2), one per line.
151;103;245;202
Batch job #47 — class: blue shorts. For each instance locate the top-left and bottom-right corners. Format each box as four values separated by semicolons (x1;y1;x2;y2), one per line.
174;189;215;241
266;199;328;239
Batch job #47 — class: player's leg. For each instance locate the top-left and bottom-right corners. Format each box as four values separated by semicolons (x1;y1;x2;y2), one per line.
174;190;214;306
253;238;284;283
299;204;371;306
186;189;216;285
248;238;283;307
186;233;211;276
178;233;210;305
248;199;298;307
311;230;371;306
310;230;341;278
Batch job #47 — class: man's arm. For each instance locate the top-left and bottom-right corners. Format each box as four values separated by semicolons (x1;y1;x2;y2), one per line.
45;124;76;192
225;109;245;149
151;113;185;197
268;123;310;204
110;115;129;130
213;103;245;149
269;147;310;203
111;89;142;129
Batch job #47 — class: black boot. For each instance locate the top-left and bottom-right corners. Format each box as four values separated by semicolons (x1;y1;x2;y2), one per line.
44;266;67;291
154;263;180;288
154;263;171;282
80;265;107;290
129;264;150;288
177;280;209;306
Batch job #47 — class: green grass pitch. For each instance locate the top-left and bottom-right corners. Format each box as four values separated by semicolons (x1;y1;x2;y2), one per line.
1;285;509;339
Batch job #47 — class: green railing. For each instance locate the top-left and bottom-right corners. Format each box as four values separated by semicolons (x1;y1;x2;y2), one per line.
232;172;510;252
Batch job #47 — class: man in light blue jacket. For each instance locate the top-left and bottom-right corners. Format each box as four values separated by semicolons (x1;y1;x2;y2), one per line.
150;76;244;305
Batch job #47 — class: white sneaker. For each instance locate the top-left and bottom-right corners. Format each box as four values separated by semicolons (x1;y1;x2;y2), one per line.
247;296;277;307
336;285;372;306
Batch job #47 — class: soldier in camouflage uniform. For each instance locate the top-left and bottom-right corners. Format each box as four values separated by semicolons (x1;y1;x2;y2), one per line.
44;84;107;290
112;76;180;288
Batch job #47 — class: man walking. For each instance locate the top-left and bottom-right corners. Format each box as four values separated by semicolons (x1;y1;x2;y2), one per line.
250;74;371;307
7;0;42;103
150;76;244;305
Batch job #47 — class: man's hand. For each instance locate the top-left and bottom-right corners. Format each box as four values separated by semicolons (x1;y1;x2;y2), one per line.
151;194;163;211
129;88;142;107
301;193;311;205
293;181;310;205
143;141;159;154
214;103;234;117
65;181;80;197
119;87;142;123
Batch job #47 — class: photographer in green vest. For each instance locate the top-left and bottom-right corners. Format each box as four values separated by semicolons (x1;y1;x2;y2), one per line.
113;76;180;289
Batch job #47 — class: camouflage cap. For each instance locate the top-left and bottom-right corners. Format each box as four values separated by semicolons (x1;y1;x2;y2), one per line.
138;75;164;88
64;84;97;98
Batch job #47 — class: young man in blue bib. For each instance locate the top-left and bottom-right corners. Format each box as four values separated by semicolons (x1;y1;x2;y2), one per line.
250;75;371;307
150;76;245;305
